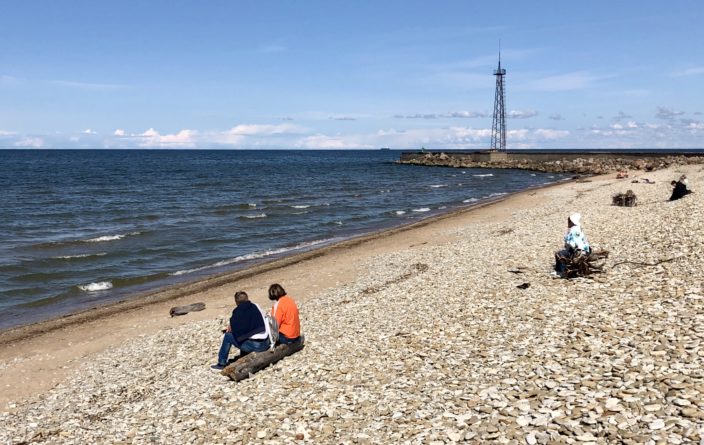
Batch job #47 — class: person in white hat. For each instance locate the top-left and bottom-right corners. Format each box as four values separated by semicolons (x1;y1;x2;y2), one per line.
554;213;591;275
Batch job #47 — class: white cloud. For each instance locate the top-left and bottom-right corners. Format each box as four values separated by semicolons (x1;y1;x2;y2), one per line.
0;130;16;136
226;124;303;136
626;121;638;129
533;129;569;139
656;106;685;120
508;110;538;119
671;67;704;77
296;134;370;149
394;111;488;119
610;123;624;130
14;137;44;148
114;129;125;136
548;113;564;121
83;129;96;135
49;80;126;90
137;128;198;148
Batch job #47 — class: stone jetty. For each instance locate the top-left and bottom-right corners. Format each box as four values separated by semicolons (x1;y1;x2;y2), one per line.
398;151;704;175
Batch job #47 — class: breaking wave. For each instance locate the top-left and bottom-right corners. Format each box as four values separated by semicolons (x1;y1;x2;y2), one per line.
78;281;113;292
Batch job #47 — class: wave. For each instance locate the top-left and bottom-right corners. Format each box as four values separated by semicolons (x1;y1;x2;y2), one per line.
488;192;508;198
239;213;267;219
430;184;448;188
473;174;494;178
291;211;309;215
171;238;335;277
85;232;141;243
212;203;257;215
463;198;479;203
53;252;107;260
412;207;431;213
394;210;406;215
78;281;113;292
290;205;310;209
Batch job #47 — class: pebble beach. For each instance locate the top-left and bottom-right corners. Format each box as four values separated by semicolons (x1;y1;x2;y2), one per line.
2;164;703;444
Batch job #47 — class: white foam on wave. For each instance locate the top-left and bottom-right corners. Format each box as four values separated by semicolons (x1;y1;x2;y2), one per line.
54;252;107;259
290;205;310;209
78;281;113;292
171;238;335;276
291;211;309;215
430;184;448;188
412;207;431;213
488;192;508;198
394;210;406;215
463;198;479;203
241;213;267;219
85;232;140;243
473;173;494;177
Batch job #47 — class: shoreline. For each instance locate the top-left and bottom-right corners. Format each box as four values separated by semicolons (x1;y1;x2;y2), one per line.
0;177;571;346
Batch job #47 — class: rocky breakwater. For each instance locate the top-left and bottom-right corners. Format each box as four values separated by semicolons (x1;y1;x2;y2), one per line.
399;151;704;175
1;165;703;444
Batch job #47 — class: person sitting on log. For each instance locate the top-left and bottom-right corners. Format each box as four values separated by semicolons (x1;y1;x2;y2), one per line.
211;290;270;370
554;213;591;276
669;176;693;201
268;283;301;345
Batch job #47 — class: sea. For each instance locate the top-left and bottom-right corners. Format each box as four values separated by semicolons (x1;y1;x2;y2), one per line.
0;149;570;330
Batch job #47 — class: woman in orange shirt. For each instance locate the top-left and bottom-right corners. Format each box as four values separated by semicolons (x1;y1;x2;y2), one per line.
268;283;301;344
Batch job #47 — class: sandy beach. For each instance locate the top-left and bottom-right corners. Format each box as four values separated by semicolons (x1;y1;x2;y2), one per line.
1;164;703;444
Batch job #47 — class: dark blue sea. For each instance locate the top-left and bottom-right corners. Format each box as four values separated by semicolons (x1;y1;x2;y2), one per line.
0;149;569;329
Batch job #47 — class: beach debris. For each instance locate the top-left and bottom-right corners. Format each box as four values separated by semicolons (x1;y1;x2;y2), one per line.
169;302;206;317
555;249;609;279
507;267;525;274
516;282;530;289
616;170;629;179
612;190;637;207
221;336;305;382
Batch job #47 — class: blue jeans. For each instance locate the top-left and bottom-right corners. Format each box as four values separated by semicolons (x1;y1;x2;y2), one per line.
217;332;270;365
279;334;300;345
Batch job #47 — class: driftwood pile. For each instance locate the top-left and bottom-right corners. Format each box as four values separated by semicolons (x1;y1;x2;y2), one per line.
221;336;305;382
555;249;610;279
612;190;637;207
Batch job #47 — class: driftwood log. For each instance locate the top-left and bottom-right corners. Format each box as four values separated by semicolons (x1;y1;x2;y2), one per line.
222;336;305;382
169;302;206;317
612;190;637;207
556;249;609;279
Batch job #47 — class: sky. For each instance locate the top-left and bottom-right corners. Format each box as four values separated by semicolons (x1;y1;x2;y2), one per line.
1;1;703;150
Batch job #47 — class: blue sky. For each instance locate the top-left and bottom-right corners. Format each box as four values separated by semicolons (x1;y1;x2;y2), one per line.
1;1;703;149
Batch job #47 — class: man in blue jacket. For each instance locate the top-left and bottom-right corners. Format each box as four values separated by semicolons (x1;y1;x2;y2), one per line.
211;290;269;370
